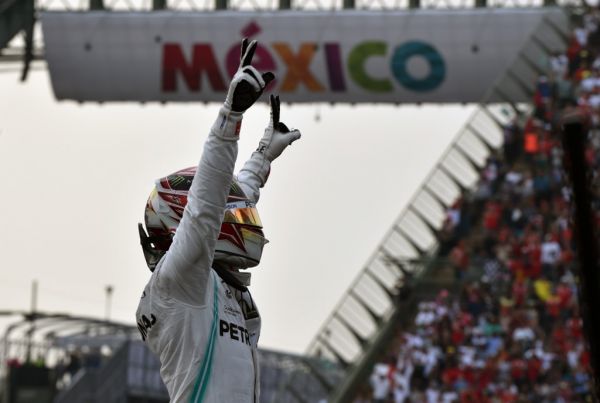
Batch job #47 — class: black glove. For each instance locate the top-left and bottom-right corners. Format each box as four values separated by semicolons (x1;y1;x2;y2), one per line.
224;38;275;113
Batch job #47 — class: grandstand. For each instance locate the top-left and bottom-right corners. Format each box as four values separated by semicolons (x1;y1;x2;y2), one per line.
348;8;600;402
1;0;599;402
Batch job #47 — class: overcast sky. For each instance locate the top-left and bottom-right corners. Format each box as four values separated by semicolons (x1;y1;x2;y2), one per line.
0;69;474;353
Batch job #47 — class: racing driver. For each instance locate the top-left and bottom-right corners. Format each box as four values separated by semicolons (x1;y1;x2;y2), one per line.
135;38;301;402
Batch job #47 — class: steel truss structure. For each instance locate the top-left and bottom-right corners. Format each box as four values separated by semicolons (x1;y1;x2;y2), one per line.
31;0;588;11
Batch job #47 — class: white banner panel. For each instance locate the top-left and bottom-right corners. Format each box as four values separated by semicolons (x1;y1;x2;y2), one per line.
41;9;566;103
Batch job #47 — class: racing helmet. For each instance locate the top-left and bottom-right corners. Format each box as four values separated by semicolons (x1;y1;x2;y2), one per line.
139;167;268;271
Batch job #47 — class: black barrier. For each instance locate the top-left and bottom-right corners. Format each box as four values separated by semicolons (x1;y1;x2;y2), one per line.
561;113;600;401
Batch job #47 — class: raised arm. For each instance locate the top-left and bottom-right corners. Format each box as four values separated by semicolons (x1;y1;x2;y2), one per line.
158;40;274;306
237;95;301;203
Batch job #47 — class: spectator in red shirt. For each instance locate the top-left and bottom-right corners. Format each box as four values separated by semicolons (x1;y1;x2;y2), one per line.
450;240;469;281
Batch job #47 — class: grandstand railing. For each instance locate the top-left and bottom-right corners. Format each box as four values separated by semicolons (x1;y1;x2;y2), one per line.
269;7;571;403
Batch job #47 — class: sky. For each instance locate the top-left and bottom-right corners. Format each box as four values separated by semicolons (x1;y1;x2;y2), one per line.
0;68;475;354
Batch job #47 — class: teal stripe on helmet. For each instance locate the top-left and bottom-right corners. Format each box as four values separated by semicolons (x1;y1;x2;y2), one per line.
190;275;219;403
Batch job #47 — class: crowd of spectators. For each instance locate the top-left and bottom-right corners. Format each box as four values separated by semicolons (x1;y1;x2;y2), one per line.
362;8;600;403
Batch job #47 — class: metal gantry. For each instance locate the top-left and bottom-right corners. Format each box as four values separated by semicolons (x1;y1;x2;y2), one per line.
30;0;588;10
0;0;586;81
1;0;580;82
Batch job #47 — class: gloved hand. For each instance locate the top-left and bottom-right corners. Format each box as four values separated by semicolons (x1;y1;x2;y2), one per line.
225;38;275;113
237;95;300;196
257;94;301;162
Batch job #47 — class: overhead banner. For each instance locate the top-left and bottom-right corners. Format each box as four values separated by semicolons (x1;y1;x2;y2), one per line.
41;9;566;103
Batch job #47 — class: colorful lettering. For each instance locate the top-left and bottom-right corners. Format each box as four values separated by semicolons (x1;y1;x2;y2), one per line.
162;43;226;92
325;43;346;92
391;41;445;92
272;43;324;92
160;37;446;95
348;41;393;92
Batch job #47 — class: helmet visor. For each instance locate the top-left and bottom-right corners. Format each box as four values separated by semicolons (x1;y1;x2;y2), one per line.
223;206;263;228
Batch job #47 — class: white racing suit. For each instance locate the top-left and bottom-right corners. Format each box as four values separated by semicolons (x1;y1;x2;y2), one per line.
136;108;271;403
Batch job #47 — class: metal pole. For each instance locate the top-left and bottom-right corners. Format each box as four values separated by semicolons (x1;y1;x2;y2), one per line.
25;280;38;363
19;0;34;82
105;286;114;321
153;0;167;9
561;114;600;400
89;0;105;10
31;281;37;314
